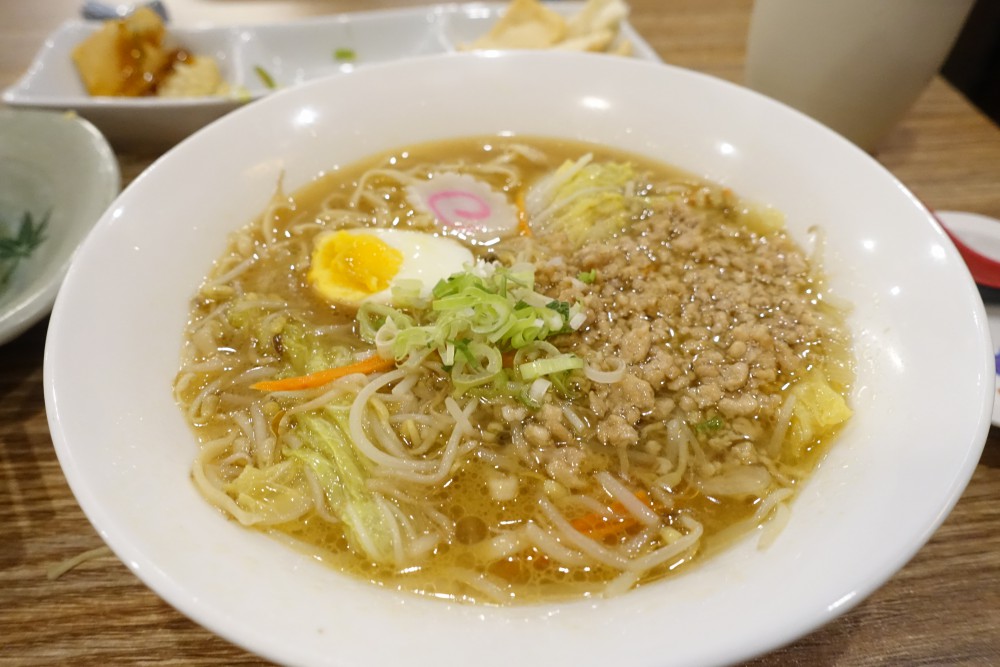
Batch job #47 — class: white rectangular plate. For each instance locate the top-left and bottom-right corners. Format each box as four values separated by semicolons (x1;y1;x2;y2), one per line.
2;3;661;152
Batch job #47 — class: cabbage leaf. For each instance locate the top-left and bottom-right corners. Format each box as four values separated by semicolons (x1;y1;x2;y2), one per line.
225;295;353;376
786;370;852;458
285;405;397;564
223;459;312;526
526;154;639;246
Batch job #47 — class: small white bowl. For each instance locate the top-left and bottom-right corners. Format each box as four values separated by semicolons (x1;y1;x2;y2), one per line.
43;52;992;667
0;109;118;345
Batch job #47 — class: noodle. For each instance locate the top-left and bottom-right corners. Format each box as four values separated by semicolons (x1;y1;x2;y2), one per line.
47;546;114;580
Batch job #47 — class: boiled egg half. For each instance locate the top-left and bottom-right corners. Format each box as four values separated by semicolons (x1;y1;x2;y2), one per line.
307;228;473;306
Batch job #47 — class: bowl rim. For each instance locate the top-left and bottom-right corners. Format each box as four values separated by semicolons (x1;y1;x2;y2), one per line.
0;107;119;345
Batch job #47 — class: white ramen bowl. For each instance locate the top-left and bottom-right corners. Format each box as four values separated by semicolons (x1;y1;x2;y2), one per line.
44;52;992;667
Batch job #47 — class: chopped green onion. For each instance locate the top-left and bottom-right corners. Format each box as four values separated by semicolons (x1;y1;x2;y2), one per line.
452;338;478;368
577;269;597;284
333;48;356;61
451;341;503;392
254;65;277;90
694;415;724;433
518;354;584;381
528;378;552;403
357;262;583;399
546;300;571;319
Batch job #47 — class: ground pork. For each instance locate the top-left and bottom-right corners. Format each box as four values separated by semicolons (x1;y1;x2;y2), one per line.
517;182;845;458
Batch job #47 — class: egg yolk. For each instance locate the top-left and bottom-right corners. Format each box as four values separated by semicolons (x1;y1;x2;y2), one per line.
308;231;404;303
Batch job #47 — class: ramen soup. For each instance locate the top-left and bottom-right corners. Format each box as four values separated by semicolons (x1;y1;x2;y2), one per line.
175;136;853;604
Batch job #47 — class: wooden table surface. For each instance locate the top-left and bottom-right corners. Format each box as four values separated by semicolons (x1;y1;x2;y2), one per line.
2;1;999;665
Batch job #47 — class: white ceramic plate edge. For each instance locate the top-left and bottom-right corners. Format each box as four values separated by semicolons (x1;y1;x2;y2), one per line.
2;3;659;151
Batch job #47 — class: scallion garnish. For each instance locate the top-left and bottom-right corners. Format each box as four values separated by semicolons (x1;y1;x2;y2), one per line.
254;65;277;90
358;262;586;398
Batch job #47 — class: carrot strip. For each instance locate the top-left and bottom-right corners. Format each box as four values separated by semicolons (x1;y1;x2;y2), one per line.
251;354;396;392
515;191;532;237
570;491;654;541
572;512;640;541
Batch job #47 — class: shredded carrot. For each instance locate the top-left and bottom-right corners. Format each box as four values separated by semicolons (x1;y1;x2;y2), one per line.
251;354;396;392
570;491;654;541
515;190;532;237
572;511;640;541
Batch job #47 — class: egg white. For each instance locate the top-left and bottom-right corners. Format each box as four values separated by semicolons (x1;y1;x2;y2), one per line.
313;228;474;306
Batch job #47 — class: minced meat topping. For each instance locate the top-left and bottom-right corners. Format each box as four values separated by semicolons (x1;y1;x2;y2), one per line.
497;183;841;465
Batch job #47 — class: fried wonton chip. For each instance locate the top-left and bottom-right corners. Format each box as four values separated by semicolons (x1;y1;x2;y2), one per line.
468;0;567;49
72;6;228;98
566;0;628;36
553;29;616;53
465;0;632;55
157;56;229;98
72;6;172;96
